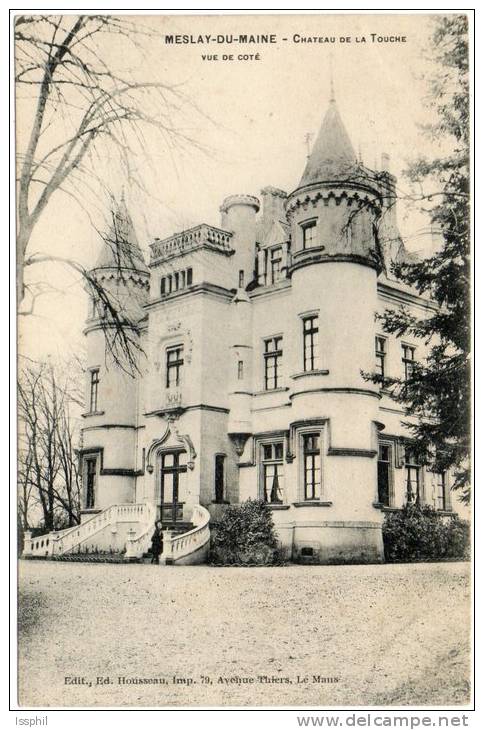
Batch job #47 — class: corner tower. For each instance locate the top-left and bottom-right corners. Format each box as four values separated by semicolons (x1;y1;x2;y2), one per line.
80;197;149;518
285;92;385;561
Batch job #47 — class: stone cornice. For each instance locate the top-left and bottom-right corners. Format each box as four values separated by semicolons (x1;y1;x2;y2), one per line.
77;446;143;477
377;280;438;311
145;282;234;310
91;268;150;289
83;321;141;336
248;279;291;300
286;181;381;218
220;194;260;213
289;387;380;401
290;251;381;276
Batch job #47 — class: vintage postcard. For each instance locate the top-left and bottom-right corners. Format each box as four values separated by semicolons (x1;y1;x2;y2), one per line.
15;11;472;711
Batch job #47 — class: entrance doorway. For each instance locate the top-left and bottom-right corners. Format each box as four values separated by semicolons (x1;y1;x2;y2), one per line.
159;450;187;524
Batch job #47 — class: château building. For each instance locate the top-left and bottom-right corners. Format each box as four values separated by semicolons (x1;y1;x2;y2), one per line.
25;93;456;564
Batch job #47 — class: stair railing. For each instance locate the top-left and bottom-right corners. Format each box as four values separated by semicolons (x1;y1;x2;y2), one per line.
164;505;210;564
125;503;157;560
51;503;151;556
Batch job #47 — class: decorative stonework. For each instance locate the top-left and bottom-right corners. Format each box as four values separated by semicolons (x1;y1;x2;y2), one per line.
150;224;234;264
286;186;381;220
146;419;197;473
92;269;150;290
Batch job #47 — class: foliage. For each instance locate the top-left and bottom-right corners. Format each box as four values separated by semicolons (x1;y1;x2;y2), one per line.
383;503;470;562
210;499;283;566
375;15;471;502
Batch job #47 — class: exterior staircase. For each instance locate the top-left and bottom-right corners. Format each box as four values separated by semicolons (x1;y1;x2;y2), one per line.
23;503;211;566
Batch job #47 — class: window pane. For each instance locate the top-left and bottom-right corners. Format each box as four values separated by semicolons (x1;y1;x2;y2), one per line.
263;444;272;460
162;472;174;502
302;221;317;249
379;444;390;462
274;442;283;460
377;460;390;506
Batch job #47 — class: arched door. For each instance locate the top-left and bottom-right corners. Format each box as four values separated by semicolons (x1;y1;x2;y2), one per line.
159;449;187;524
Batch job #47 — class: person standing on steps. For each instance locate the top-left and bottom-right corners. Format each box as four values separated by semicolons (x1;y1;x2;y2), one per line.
150;520;163;564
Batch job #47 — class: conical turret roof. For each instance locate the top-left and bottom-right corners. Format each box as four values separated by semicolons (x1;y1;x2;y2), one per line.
298;98;357;188
95;196;148;273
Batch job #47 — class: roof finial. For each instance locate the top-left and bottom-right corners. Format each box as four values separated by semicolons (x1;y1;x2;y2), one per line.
329;53;335;102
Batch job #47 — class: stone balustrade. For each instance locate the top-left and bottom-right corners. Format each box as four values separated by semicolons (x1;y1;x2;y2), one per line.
150;224;233;264
23;503;210;565
23;503;154;558
125;503;157;560
164;505;211;565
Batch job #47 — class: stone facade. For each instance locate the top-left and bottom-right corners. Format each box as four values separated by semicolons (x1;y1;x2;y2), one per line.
80;98;457;564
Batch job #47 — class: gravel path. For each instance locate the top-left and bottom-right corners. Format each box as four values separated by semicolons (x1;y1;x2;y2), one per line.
18;561;471;707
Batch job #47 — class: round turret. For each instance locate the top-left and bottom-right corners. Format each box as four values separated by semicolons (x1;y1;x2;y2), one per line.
220;194;260;289
80;197;149;518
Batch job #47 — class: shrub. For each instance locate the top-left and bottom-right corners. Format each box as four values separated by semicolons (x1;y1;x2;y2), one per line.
210;499;282;566
383;503;470;562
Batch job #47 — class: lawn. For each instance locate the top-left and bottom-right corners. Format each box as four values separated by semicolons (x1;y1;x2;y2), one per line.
17;560;471;707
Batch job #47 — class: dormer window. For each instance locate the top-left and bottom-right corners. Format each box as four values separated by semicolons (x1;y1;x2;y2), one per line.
301;220;317;250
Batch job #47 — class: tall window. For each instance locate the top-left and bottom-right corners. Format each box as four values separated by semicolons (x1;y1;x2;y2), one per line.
237;360;244;380
261;442;284;504
214;454;225;503
264;336;283;390
404;447;421;504
436;472;446;511
377;443;391;506
301;220;317;249
89;369;99;413
375;336;386;381
270;247;283;283
166;346;184;388
160;277;166;296
159;450;187;523
303;315;320;372
85;457;97;509
187;267;193;286
303;433;321;500
402;344;416;382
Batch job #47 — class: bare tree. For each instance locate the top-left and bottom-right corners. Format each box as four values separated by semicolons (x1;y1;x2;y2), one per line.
18;358;84;531
16;15;208;368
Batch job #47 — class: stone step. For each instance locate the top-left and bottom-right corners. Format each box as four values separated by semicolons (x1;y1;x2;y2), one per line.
161;521;194;532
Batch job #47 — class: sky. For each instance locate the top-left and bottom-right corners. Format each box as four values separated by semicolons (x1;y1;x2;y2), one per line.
17;12;456;363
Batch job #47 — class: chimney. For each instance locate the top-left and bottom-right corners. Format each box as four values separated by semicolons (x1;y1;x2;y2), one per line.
260;186;287;231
